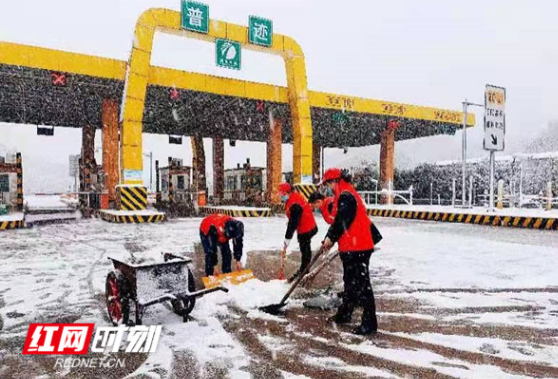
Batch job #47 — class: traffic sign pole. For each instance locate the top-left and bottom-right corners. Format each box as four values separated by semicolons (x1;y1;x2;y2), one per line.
462;101;467;208
483;85;506;211
489;150;495;209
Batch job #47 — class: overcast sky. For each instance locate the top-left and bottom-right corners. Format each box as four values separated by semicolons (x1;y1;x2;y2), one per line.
1;0;557;192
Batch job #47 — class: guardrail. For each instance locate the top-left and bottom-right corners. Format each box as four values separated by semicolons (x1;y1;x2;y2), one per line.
359;187;414;206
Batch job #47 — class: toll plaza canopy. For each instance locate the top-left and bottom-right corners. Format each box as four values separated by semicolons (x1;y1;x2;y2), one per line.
0;41;475;148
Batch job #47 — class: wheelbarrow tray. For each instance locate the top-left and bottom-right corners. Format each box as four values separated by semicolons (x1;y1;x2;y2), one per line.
108;256;225;307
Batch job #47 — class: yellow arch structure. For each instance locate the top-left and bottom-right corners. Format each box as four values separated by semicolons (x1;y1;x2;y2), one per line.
120;8;312;187
0;40;476;126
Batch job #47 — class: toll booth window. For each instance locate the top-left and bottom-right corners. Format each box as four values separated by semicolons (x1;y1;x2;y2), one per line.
226;177;234;191
162;178;168;192
0;174;9;192
177;175;185;190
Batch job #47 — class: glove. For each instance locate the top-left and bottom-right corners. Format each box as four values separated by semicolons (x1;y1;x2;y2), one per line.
283;239;291;249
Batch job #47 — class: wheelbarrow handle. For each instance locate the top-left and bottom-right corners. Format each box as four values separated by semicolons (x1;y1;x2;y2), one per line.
190;286;228;298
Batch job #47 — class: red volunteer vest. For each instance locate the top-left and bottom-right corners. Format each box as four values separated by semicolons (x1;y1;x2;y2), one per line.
200;214;233;244
285;192;317;235
320;197;336;225
332;181;374;252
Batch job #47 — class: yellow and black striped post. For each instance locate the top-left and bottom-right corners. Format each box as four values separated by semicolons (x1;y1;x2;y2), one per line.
293;183;318;201
16;153;23;212
99;211;164;223
117;185;148;211
366;208;558;231
200;206;271;217
0;220;24;230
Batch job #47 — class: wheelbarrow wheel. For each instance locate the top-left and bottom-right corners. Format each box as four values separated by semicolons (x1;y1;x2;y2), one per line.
171;267;196;318
106;270;131;326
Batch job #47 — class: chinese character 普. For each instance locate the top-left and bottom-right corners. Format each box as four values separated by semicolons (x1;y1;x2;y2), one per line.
187;7;204;28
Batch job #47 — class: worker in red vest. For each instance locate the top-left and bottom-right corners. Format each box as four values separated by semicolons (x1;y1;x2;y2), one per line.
278;183;318;282
308;192;336;224
321;168;378;335
199;214;244;277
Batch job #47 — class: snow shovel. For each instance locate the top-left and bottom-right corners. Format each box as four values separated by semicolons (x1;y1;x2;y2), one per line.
299;249;339;287
260;246;328;315
202;269;255;289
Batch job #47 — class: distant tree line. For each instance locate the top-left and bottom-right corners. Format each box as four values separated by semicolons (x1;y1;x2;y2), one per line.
351;157;558;206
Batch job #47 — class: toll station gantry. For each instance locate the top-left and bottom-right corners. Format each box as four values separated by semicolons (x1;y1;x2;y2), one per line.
0;7;475;224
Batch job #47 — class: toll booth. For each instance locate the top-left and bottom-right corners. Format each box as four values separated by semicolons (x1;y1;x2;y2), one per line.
224;159;267;205
0;153;23;215
156;158;194;216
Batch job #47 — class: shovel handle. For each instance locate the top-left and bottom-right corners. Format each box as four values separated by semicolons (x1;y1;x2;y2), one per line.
300;249;339;287
277;246;328;306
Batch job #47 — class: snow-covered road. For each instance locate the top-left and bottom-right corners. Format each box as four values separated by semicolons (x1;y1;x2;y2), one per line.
1;216;557;378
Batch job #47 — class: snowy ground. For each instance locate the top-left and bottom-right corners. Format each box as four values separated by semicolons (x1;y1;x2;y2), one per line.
366;203;558;218
1;216;557;378
202;206;272;211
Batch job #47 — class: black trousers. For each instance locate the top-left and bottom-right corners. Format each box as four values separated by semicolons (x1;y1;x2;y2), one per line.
337;250;378;330
200;232;232;276
296;227;318;274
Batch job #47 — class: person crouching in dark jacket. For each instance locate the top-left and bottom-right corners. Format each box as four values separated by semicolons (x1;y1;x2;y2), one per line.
199;214;244;276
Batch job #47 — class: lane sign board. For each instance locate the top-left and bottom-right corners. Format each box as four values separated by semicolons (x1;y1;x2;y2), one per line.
248;16;273;47
181;1;209;34
484;85;506;151
216;39;241;70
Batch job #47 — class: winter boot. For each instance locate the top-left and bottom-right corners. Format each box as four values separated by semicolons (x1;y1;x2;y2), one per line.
352;324;377;336
327;313;352;324
327;302;353;324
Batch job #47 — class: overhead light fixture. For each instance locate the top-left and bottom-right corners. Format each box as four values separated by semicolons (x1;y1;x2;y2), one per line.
37;125;54;136
169;135;182;144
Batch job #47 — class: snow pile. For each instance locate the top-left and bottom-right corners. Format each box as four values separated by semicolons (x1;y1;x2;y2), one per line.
25;195;73;210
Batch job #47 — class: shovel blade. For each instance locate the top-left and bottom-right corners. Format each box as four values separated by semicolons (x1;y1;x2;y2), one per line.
259;301;288;315
202;269;255;289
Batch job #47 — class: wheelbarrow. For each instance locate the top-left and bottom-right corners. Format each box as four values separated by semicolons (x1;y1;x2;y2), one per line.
105;253;228;325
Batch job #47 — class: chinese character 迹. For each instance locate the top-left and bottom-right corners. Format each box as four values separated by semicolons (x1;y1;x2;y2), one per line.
187;7;204;28
253;22;269;41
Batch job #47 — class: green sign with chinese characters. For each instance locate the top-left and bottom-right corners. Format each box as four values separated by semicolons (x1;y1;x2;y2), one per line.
248;16;273;47
333;111;348;126
181;1;209;33
216;39;241;70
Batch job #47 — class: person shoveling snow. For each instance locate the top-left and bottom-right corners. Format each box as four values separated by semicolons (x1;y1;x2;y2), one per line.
278;182;319;283
199;214;255;288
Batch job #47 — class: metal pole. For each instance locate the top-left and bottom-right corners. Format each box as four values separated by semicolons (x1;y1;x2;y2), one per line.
321;146;325;180
452;178;456;207
150;152;153;191
430;182;433;205
462;101;468;208
489;150;495;210
519;163;523;208
469;175;473;207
